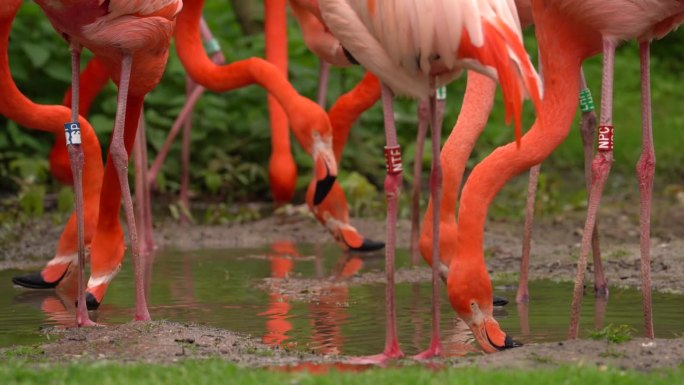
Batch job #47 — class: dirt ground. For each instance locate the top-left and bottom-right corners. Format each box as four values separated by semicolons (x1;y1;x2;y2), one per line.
2;196;684;371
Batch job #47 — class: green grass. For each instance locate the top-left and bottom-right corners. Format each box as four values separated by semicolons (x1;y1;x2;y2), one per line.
1;360;683;385
588;324;636;344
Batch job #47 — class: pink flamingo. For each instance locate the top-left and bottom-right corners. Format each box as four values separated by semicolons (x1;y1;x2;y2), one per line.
2;0;104;326
450;0;683;347
32;0;184;322
319;0;543;361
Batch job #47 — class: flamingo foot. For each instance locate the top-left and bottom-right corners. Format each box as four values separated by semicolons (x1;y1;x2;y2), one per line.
134;309;151;322
76;314;99;327
413;340;441;361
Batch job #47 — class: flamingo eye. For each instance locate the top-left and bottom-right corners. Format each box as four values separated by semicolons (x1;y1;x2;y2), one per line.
470;302;476;310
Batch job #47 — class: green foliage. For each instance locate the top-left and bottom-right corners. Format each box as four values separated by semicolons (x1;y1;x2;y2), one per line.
339;172;382;217
588;324;636;344
1;360;683;385
1;1;683;216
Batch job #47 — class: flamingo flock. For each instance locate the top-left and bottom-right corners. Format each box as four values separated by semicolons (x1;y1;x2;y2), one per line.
4;0;683;361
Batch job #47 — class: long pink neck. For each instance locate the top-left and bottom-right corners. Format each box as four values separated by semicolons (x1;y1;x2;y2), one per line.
176;0;301;115
453;5;592;268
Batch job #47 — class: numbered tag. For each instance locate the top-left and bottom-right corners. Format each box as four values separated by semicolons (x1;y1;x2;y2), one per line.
384;145;403;175
64;122;82;145
579;88;595;113
597;125;613;152
436;86;447;101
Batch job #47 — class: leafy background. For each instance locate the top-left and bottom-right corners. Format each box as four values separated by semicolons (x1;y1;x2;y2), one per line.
1;1;683;222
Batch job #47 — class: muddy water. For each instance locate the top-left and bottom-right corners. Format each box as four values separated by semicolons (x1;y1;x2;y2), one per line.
3;244;684;356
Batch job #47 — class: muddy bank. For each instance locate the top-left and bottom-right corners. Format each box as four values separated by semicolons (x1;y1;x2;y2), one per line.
3;321;683;371
5;198;684;295
454;338;684;371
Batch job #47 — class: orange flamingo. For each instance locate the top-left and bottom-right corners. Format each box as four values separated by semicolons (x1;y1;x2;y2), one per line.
32;0;184;322
2;0;104;326
450;0;683;347
305;72;384;252
175;0;338;216
320;0;543;361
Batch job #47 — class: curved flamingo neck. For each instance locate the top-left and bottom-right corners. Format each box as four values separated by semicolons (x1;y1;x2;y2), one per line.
176;0;303;119
454;5;590;265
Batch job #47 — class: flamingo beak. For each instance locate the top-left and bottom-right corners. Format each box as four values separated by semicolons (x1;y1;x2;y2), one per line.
466;304;522;353
312;146;337;206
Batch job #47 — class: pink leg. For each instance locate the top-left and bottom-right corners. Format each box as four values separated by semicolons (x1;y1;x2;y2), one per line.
637;41;654;339
410;100;429;265
568;40;615;339
109;54;150;322
147;85;205;187
134;114;155;256
316;60;330;108
179;75;195;224
67;44;95;327
350;83;404;364
578;70;607;298
518;54;543;304
414;85;443;360
517;163;540;304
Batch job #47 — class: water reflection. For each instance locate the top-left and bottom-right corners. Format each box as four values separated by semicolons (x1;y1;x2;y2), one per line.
5;245;684;354
259;241;297;347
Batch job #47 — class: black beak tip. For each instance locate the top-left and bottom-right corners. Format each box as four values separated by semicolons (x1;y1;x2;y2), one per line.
504;335;523;349
12;271;60;289
313;174;336;205
349;238;385;253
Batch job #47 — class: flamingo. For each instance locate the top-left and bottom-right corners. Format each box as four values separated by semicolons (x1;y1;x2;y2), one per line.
289;0;437;260
305;71;384;252
31;0;184;322
2;0;105;326
450;0;684;349
412;0;604;306
319;0;543;361
176;0;338;211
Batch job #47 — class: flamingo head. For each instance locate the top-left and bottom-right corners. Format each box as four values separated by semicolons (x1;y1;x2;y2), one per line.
448;264;522;353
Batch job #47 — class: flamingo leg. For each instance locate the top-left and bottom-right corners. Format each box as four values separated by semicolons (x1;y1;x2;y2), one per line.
414;86;443;360
179;75;195;224
109;54;150;322
134;114;155;256
637;41;655;339
578;70;607;298
518;53;543;304
410;100;429;265
568;39;615;339
517;163;540;303
147;85;205;186
316;59;330;108
351;83;404;364
67;44;95;327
